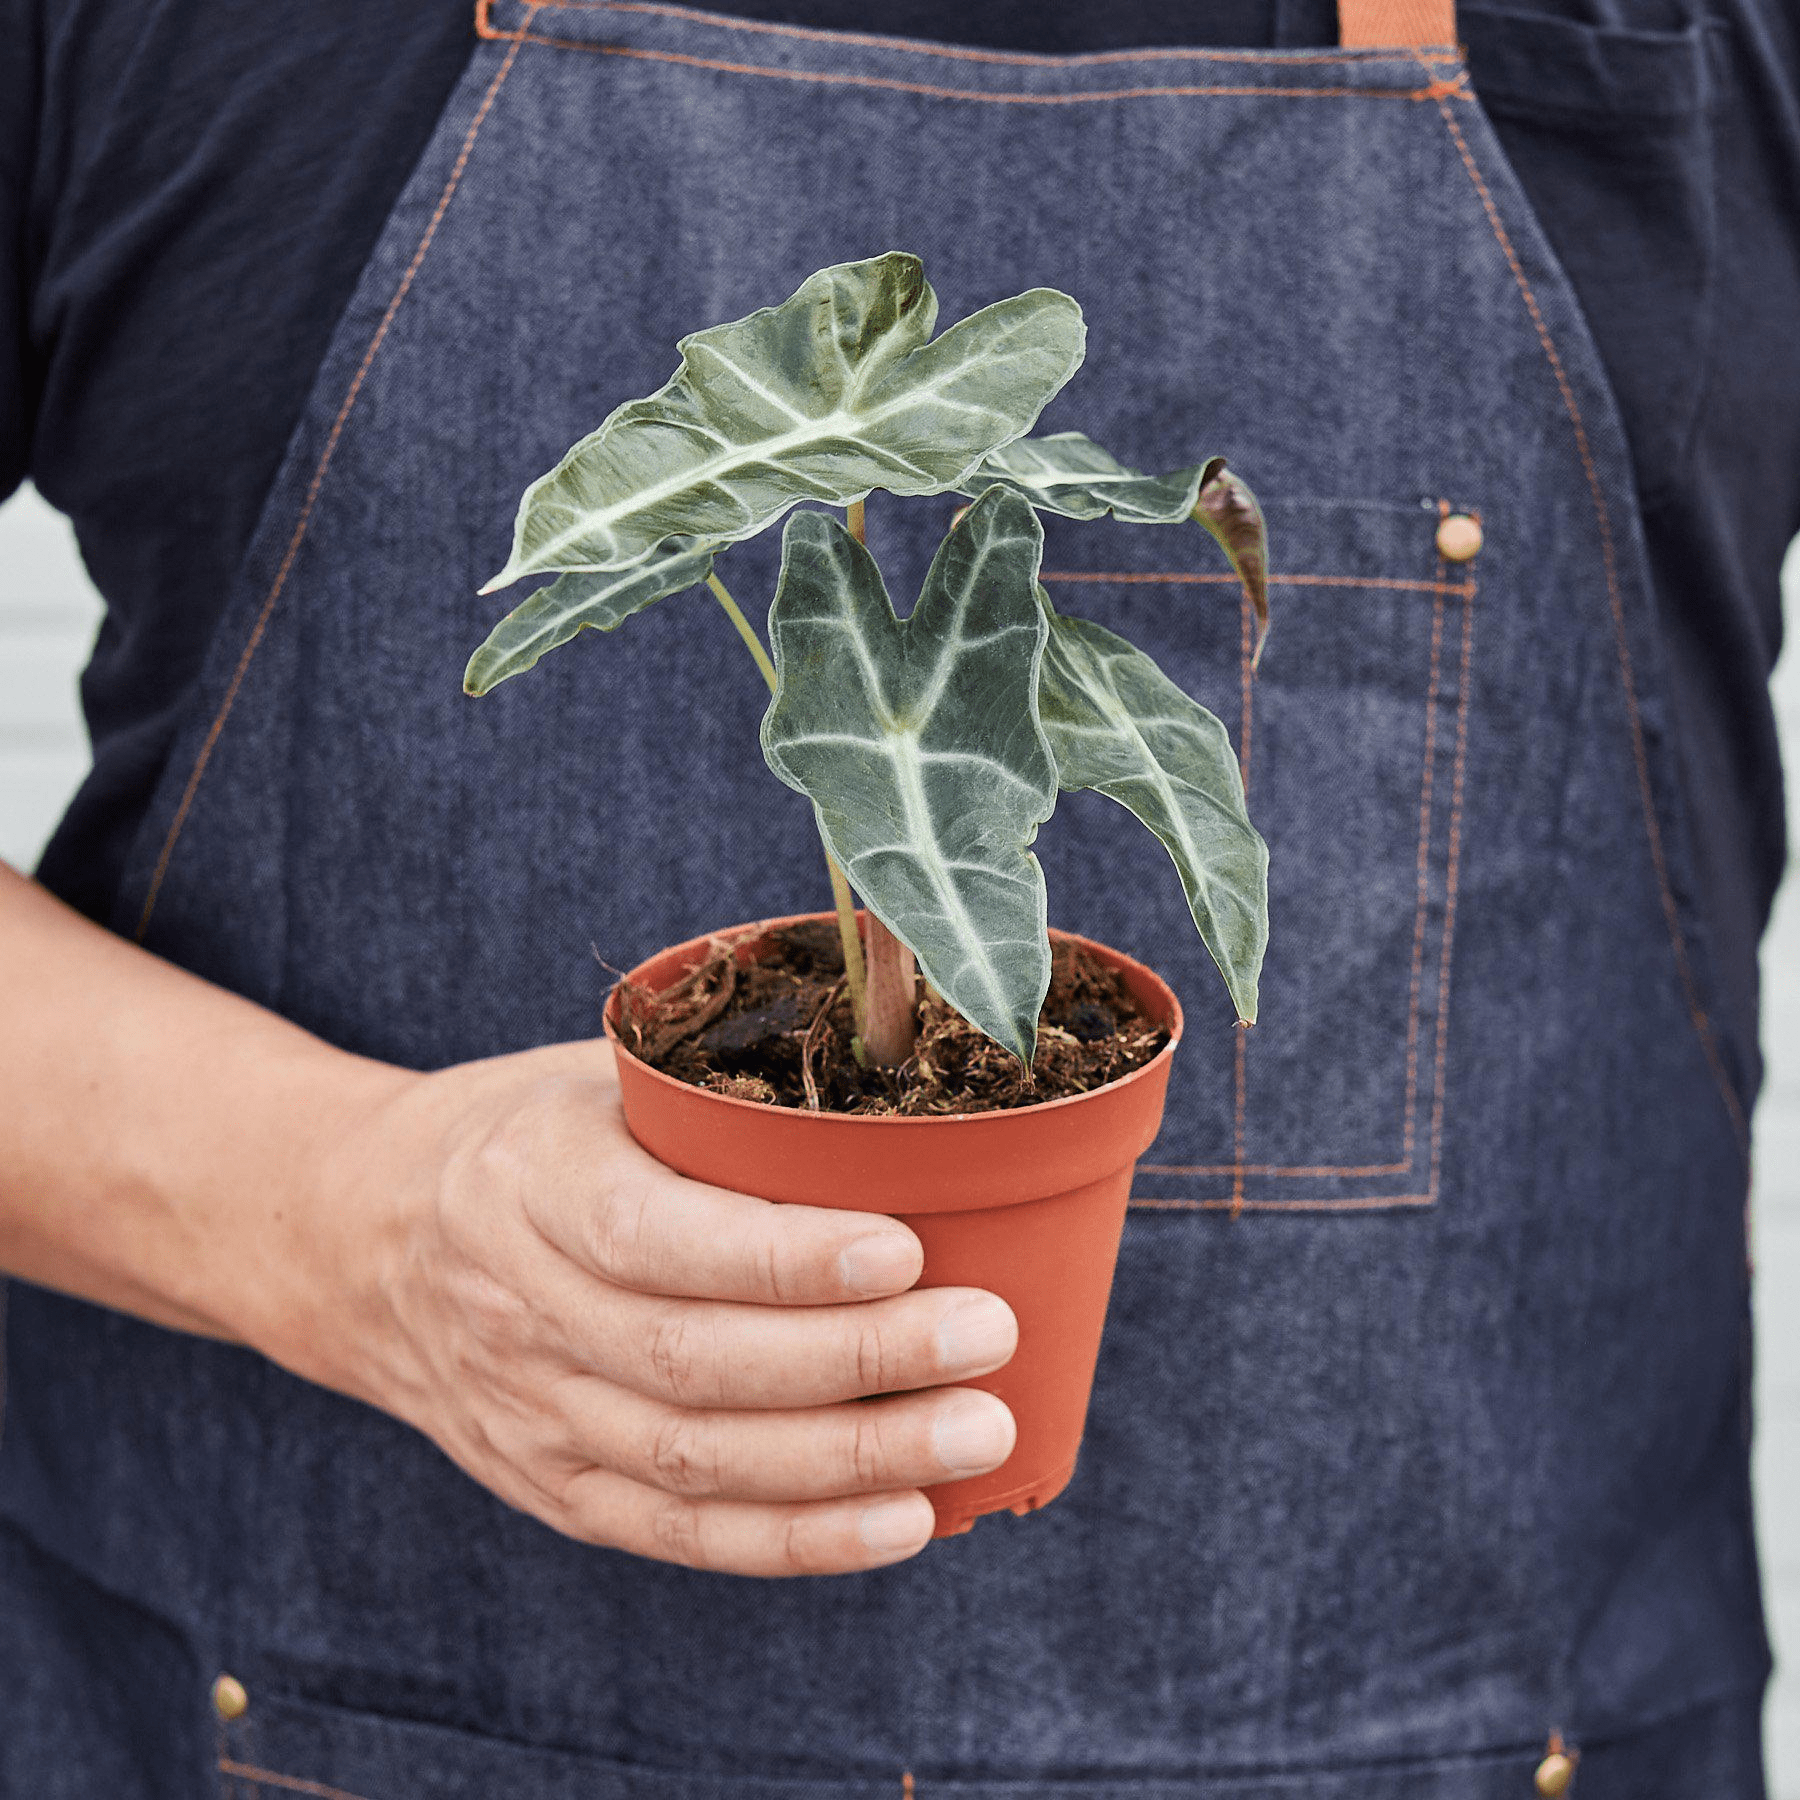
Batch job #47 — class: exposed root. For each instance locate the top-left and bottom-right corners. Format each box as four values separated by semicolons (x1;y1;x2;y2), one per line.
616;936;738;1061
800;976;847;1112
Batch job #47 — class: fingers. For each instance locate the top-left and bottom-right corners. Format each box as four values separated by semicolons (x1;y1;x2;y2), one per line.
422;1047;1026;1577
539;1251;1019;1408
560;1380;1017;1504
580;1162;925;1304
557;1464;943;1577
504;1078;926;1306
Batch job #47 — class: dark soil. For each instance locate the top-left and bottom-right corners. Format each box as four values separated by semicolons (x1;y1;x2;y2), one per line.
615;920;1169;1115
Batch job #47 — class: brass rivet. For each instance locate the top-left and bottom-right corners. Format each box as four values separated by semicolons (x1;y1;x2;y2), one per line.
1436;513;1483;563
211;1673;249;1721
1534;1750;1576;1797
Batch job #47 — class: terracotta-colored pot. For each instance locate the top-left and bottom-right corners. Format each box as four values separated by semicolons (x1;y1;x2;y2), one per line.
603;913;1183;1538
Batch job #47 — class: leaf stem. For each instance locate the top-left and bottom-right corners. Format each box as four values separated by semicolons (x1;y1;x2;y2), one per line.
859;909;918;1067
825;857;870;1043
706;571;778;693
708;562;871;1040
841;494;918;1067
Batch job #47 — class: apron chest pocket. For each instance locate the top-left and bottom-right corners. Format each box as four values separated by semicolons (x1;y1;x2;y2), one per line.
1034;496;1476;1214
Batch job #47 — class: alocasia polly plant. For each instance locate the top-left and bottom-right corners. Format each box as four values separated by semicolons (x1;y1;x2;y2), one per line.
467;251;1270;1078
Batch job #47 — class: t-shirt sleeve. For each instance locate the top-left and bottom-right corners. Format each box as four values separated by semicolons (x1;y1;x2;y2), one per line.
0;0;38;504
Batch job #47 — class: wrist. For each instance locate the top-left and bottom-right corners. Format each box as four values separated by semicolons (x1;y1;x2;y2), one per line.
229;1043;420;1397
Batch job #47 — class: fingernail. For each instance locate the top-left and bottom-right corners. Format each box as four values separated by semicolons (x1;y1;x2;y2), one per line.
858;1494;934;1554
935;1296;1016;1375
839;1232;918;1296
932;1393;1015;1477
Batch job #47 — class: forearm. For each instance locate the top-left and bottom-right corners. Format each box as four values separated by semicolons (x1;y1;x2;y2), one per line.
0;864;1014;1574
0;860;403;1351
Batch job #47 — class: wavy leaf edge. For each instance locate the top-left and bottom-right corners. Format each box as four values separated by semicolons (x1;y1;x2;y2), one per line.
482;252;1086;592
1034;587;1269;1025
464;540;718;695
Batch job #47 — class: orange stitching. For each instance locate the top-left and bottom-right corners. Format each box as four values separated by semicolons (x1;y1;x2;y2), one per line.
1237;578;1255;793
132;21;538;942
1425;565;1476;1200
1137;518;1468;1188
902;1774;916;1799
1229;1026;1248;1218
1146;568;1448;1186
1141;1160;1405;1177
1425;82;1749;1158
1400;543;1450;1161
1228;585;1255;1219
1131;1192;1434;1211
483;30;1467;104
1041;570;1473;595
216;1724;236;1800
217;1761;374;1800
1150;574;1470;1198
483;0;1465;67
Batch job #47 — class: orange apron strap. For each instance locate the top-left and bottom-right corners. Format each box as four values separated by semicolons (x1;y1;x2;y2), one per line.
1337;0;1458;48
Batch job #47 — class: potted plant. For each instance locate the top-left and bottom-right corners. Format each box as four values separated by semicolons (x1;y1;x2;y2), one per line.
466;253;1270;1536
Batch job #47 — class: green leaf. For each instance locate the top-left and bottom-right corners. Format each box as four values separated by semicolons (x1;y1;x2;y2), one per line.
761;488;1057;1064
1193;464;1270;667
962;430;1271;664
961;429;1225;524
483;253;1086;591
462;541;717;695
1036;592;1268;1024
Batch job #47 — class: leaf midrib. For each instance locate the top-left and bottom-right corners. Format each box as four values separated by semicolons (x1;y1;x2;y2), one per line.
852;727;1018;1043
518;393;930;574
512;309;1052;577
1059;633;1219;883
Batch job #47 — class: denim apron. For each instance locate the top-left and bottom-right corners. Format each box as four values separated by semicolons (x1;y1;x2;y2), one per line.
0;1;1770;1794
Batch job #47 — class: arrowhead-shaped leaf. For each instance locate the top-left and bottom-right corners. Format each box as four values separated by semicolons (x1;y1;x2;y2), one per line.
463;540;717;695
962;429;1226;525
1036;594;1268;1024
484;253;1086;591
761;488;1057;1064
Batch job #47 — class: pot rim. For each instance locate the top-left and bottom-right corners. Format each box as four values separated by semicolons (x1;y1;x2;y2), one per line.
602;910;1187;1128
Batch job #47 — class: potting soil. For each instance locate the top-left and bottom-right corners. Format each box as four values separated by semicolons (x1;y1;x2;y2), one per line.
617;921;1169;1114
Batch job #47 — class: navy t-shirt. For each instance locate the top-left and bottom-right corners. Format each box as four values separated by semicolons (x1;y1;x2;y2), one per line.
5;0;1798;1098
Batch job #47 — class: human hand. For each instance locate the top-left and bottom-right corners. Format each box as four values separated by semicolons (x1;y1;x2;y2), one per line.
288;1039;1018;1577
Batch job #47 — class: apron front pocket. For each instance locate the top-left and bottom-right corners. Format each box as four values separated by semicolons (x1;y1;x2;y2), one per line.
207;1672;1771;1799
211;1684;893;1800
1035;496;1472;1214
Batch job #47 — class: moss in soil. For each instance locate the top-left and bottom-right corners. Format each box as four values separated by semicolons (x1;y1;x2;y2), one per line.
616;919;1169;1115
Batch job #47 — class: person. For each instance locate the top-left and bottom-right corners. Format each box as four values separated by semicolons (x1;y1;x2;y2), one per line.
2;1;1796;1795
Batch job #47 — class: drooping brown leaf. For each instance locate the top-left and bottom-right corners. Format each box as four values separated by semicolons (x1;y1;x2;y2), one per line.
1194;465;1270;668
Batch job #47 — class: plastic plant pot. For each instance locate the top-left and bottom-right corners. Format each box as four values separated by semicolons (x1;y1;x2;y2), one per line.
604;912;1183;1538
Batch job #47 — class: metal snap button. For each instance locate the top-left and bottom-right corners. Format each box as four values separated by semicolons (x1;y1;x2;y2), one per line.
1534;1749;1576;1796
1436;513;1483;563
211;1673;249;1721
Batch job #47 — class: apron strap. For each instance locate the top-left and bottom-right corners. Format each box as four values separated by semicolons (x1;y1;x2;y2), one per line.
1337;0;1458;48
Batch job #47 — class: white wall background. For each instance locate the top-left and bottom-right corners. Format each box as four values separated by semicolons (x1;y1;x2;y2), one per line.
1759;534;1800;1797
0;483;1796;1790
